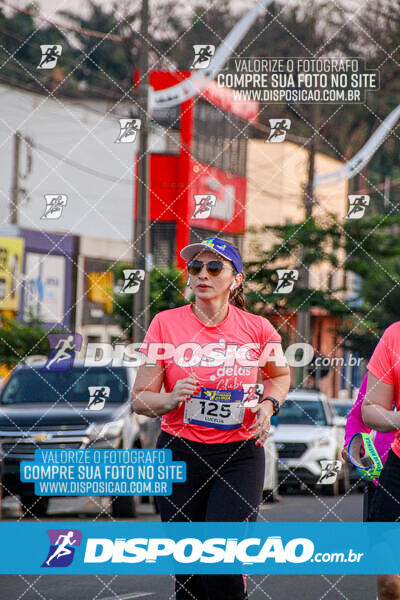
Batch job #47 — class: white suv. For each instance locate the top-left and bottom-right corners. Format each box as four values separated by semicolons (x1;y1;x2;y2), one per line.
274;390;348;496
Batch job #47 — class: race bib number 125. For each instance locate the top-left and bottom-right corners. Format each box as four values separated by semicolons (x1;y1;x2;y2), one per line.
184;388;245;430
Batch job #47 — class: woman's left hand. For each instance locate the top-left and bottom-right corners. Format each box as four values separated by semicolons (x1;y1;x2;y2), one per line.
248;401;274;445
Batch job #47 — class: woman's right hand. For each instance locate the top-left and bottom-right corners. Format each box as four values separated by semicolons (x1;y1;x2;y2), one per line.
341;441;365;463
341;446;350;462
165;377;200;412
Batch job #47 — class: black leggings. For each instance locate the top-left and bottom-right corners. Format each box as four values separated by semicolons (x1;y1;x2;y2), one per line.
156;431;265;600
363;481;377;522
369;449;400;522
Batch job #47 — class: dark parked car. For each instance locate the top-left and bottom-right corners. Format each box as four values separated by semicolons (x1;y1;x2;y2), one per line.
0;359;142;517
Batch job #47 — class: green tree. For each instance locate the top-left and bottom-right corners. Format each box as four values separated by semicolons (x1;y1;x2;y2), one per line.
58;0;141;94
342;215;400;356
112;263;189;339
0;4;76;93
244;214;400;360
0;316;52;368
245;215;349;316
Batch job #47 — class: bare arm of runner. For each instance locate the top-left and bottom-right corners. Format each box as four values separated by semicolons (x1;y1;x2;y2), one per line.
132;363;199;417
362;372;400;432
249;360;291;444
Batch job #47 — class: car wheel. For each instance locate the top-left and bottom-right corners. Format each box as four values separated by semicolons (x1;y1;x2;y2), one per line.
111;495;138;518
20;495;49;517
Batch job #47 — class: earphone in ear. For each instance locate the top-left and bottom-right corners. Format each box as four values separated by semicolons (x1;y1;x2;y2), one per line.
186;277;191;286
229;281;235;291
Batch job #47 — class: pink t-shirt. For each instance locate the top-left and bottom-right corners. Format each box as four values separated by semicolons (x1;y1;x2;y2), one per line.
138;302;282;443
367;321;400;458
345;373;394;484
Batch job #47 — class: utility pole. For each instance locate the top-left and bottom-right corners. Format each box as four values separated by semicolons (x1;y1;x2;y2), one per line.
132;0;151;343
10;132;21;225
296;105;318;387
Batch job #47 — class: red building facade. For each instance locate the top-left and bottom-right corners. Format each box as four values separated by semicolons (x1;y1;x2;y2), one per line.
134;71;258;269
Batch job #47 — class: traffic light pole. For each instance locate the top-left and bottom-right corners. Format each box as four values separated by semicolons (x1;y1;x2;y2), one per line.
132;0;151;343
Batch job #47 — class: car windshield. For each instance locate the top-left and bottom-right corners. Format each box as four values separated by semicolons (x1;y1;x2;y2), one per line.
278;399;327;426
0;367;129;405
333;403;352;418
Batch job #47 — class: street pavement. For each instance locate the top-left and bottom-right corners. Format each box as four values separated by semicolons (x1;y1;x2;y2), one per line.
0;489;377;599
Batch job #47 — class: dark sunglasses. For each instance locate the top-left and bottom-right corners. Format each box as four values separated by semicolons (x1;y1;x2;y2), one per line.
187;259;233;276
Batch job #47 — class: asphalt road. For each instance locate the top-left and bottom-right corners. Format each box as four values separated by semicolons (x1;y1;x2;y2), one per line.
0;489;377;600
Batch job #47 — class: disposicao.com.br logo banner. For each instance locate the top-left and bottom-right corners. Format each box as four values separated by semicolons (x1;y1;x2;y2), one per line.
0;522;399;574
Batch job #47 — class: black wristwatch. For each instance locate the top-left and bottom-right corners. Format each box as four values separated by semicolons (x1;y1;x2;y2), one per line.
260;396;280;416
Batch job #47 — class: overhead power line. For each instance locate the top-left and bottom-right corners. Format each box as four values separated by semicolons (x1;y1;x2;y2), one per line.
34;141;134;184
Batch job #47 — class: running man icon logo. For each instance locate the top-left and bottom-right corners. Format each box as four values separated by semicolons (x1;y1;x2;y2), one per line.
273;269;299;294
42;529;82;568
120;269;145;294
37;45;62;69
191;194;217;219
41;194;67;220
317;460;343;485
44;333;83;372
204;390;217;401
114;118;141;144
191;45;215;69
242;383;264;408
346;195;370;219
265;119;291;143
86;386;110;411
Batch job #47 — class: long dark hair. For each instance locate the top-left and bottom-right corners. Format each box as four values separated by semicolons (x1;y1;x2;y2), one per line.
229;265;246;311
226;241;246;310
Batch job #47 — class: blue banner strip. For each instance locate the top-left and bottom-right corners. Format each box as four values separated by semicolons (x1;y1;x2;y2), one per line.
0;522;398;574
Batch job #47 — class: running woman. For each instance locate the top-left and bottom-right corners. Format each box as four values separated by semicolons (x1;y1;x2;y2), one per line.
343;372;393;520
132;237;291;600
342;372;396;600
361;322;400;600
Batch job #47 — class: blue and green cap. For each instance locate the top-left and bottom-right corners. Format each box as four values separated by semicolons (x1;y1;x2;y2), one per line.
180;237;243;274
